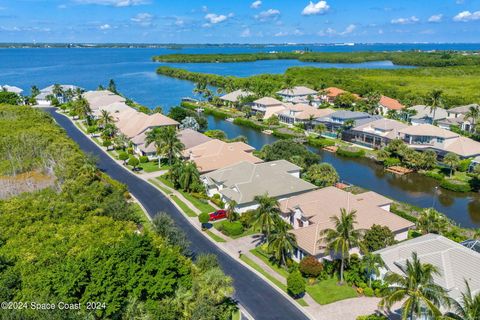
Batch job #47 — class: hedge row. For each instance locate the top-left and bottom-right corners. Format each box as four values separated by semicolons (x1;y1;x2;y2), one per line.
336;147;365;158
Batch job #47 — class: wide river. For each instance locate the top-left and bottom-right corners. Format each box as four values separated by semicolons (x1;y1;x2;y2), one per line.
1;44;480;228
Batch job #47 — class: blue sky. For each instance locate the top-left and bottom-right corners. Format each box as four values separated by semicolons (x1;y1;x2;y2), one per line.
1;0;480;43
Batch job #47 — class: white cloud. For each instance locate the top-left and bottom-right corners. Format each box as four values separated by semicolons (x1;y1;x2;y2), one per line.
174;18;184;26
74;0;147;7
274;31;288;37
58;4;67;9
131;13;154;27
274;29;304;37
318;24;356;36
255;9;280;21
340;24;356;35
391;16;419;24
453;10;480;22
428;14;443;23
204;13;232;24
241;28;251;37
250;1;262;9
302;1;329;16
99;24;111;30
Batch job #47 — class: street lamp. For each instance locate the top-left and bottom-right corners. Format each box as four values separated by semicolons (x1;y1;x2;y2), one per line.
432;186;439;209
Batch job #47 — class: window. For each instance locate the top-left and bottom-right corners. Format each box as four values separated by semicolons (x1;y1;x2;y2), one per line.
437;137;444;143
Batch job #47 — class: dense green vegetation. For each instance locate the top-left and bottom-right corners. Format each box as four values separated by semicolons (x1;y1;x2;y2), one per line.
0;106;235;319
156;65;480;106
153;51;480;67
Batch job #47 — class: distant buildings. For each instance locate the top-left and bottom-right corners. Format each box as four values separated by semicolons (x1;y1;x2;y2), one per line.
36;84;83;105
378;95;405;115
251;97;285;119
1;85;23;95
276;86;318;103
410;105;448;126
219;89;253;106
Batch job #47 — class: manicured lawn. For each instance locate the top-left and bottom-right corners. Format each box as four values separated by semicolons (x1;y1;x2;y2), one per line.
306;278;358;305
170;195;197;217
232;309;241;320
239;255;308;307
131;202;153;232
182;192;215;214
205;230;226;243
213;221;259;239
148;178;173;195
250;248;290;278
156;175;174;189
138;161;169;173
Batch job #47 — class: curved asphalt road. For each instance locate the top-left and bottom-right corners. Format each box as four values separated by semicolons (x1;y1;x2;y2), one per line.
43;108;309;320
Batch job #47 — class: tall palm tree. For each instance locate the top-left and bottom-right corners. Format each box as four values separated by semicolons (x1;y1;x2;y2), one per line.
365;91;381;115
145;126;184;166
72;97;92;119
444;280;480;320
179;161;200;192
464;105;480;133
362;253;385;287
268;219;297;267
380;252;449;320
253;194;281;239
416;208;449;235
443;152;460;177
426;89;444;124
30;85;40;98
226;200;239;222
98;110;114;128
113;133;130;150
320;208;363;284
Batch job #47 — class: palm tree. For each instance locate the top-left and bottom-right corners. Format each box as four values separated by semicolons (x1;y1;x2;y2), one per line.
98;110;114;128
380;252;449;320
72;97;92;119
253;194;281;239
362;253;385;287
145;126;184;166
365;91;381;115
443;152;460;177
426;89;444;124
465;105;480;133
268;219;297;267
320;208;363;284
178;161;200;192
31;85;40;98
52;83;63;100
113;133;130;150
416;208;449;235
444;280;480;320
226;200;239;222
314;123;327;136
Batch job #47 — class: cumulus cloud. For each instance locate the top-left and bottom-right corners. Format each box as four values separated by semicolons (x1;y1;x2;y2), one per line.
428;14;443;23
318;24;356;36
255;9;280;21
391;16;419;24
99;24;111;30
204;13;232;24
453;10;480;22
74;0;147;7
250;1;261;9
302;1;329;16
131;13;154;27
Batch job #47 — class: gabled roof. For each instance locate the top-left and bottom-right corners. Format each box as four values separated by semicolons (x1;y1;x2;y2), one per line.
278;103;335;120
352;118;409;139
444;136;480;158
253;97;284;106
177;129;213;150
40;84;82;93
114;108;178;138
1;85;23;94
183;140;262;173
379;95;405;111
324;87;360;99
220;89;253;103
83;90;126;111
203;160;316;205
277;86;317;97
282;187;414;256
376;234;480;300
93;102;130;116
399;124;459;139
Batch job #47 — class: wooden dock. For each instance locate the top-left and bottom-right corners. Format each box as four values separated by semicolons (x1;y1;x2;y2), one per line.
385;166;414;175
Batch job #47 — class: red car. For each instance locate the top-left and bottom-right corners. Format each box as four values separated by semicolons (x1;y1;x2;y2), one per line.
209;210;227;221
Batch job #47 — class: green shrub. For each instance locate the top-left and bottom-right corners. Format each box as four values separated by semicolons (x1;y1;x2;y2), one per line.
127;147;134;155
139;156;149;163
239;210;256;228
337;146;365;158
198;212;210;228
363;287;374;297
307;137;335;148
299;256;323;278
458;159;472;172
383;157;401;167
87;125;98;134
423;170;444;180
217;221;244;237
102;139;112;148
440;179;471;192
287;270;306;298
128;156;139;169
118;151;129;162
374;288;382;297
210;194;225;208
232;117;267;131
356;314;388;320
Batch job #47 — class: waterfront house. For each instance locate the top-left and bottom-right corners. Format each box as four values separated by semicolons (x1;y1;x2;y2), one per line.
36;84;82;105
202;160;316;213
182;139;263;174
114;108;179;139
251;97;285;119
440;104;480;132
398;123;480;158
378;95;405;115
409;105;448;126
1;85;23;95
279;187;414;261
319;87;360;104
276;103;335;127
219;89;253;107
132;128;212;159
92;101;130;118
314;110;382;138
83;90;127;114
375;234;480;303
276;86;317;103
349;118;409;149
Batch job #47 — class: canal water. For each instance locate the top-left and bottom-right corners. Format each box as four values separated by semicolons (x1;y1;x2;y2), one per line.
1;46;480;227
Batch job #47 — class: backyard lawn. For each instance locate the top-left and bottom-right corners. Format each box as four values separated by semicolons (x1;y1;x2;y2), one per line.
306;278;358;305
138;161;169;173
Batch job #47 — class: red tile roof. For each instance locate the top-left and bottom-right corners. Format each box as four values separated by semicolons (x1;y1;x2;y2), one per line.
380;95;405;110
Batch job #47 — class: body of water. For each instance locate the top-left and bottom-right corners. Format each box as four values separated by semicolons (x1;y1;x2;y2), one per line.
1;44;480;227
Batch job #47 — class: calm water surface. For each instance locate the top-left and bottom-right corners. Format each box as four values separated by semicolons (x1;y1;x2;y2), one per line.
1;45;480;227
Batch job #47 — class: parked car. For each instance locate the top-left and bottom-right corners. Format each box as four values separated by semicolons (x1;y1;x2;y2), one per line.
209;210;227;221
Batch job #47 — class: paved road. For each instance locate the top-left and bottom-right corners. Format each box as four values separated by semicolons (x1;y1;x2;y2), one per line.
44;108;309;320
